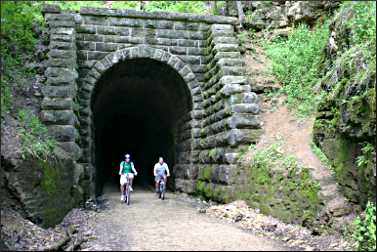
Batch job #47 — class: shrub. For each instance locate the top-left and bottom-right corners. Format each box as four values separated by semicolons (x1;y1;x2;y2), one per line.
342;1;376;48
264;22;329;117
17;110;56;160
0;1;43;115
144;1;207;13
352;201;376;251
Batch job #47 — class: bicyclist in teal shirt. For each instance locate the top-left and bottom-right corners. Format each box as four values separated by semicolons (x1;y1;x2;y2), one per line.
119;154;137;202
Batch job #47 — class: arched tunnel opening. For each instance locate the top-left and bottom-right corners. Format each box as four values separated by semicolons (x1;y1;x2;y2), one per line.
91;58;193;196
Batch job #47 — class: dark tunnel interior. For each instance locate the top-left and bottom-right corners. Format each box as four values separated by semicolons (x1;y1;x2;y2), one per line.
91;58;192;195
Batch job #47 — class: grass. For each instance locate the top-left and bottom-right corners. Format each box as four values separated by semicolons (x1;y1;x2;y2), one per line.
17;109;56;160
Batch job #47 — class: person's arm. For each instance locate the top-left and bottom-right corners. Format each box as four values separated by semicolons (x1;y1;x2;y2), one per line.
131;162;138;175
119;162;123;175
153;164;157;177
165;163;170;177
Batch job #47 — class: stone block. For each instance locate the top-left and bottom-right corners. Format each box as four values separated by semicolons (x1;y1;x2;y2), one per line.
42;4;61;13
227;114;261;129
50;27;74;35
42;86;74;98
88;51;108;61
231;104;260;114
220;67;245;76
213;43;239;53
220;83;251;97
82;15;108;25
180;55;200;65
213;52;241;60
218;58;245;67
48;49;76;59
47;20;75;28
176;39;195;47
76;24;96;34
49;41;73;50
95;42;118;52
41;110;76;125
58;142;82;161
145;19;173;29
108;17;143;27
45;67;78;79
47;57;76;68
50;34;73;42
81;34;104;42
48;125;78;142
42;97;74;110
168;46;187;55
224;153;239;164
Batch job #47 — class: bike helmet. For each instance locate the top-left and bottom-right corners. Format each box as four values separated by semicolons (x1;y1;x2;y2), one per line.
125;154;130;159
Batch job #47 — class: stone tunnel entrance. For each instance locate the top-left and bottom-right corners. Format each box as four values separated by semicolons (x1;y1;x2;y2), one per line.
91;58;193;195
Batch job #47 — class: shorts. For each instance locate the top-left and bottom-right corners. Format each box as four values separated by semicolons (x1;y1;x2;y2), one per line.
120;173;134;185
155;174;166;183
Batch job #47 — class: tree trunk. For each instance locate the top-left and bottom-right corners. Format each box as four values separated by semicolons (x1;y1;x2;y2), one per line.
236;1;245;28
139;1;145;11
210;1;218;15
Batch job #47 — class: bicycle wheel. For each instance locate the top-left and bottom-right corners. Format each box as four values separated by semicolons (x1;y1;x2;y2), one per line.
126;185;130;205
160;182;165;200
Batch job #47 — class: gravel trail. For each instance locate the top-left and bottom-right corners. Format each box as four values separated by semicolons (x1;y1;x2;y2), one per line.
81;187;291;251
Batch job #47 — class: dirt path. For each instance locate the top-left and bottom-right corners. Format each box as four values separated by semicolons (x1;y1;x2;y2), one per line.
243;42;353;229
80;187;291;251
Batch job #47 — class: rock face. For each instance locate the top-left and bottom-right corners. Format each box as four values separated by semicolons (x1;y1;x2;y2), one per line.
1;116;83;227
40;4;261;201
313;4;376;206
243;1;340;30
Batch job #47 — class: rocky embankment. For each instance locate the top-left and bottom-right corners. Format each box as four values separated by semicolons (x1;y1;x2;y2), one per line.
204;200;351;251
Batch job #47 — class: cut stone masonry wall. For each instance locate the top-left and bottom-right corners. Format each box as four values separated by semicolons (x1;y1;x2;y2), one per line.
41;4;262;199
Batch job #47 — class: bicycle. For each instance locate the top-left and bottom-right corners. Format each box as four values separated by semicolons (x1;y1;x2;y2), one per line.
158;176;166;200
123;174;131;205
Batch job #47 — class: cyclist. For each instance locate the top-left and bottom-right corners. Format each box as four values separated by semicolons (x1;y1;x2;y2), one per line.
153;157;170;194
119;154;137;202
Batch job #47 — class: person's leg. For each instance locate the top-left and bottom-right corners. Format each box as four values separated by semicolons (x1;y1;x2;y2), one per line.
120;184;124;201
155;176;159;193
164;175;167;191
129;177;133;191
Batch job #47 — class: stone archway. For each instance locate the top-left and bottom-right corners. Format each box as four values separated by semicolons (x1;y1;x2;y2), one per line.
77;45;203;195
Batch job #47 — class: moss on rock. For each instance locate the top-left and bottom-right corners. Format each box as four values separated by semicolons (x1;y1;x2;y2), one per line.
237;144;322;228
313;2;376;206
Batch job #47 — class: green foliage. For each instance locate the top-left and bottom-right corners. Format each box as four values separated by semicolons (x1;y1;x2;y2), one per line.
352;201;376;251
356;143;375;170
0;1;43;115
212;1;226;15
310;141;332;168
39;159;58;195
265;22;329;117
17;110;56;160
342;2;376;48
51;1;139;11
51;1;207;13
144;1;207;13
237;142;322;227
